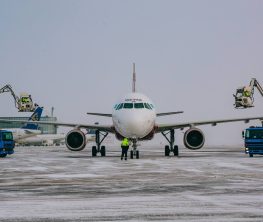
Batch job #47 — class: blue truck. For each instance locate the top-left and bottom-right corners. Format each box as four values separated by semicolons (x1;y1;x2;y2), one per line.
243;126;263;157
0;130;15;157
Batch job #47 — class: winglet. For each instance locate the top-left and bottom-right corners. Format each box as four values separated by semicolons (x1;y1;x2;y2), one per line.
132;63;136;93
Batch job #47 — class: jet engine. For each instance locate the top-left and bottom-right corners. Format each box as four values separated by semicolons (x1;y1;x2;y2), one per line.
183;128;205;150
65;129;86;151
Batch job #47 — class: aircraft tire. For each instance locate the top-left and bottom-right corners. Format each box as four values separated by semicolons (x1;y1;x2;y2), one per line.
92;146;97;157
165;145;170;156
101;146;106;157
136;150;139;159
130;150;134;159
173;145;179;156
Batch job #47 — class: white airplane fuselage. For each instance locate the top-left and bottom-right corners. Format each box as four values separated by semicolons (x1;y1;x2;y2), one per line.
112;92;156;140
5;128;41;141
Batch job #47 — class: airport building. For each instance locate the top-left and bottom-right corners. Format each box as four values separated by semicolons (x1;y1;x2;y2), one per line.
0;116;57;134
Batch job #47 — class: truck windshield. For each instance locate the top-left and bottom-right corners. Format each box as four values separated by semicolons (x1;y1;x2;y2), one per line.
246;130;263;139
2;132;13;141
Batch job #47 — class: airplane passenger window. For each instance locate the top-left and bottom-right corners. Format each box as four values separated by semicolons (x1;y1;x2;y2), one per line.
123;103;133;109
134;103;144;108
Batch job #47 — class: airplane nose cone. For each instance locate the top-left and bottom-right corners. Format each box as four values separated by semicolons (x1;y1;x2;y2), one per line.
123;115;153;138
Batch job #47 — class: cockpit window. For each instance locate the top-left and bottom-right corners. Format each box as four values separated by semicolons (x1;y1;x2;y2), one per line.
116;103;123;110
144;103;152;110
134;103;144;109
123;103;133;109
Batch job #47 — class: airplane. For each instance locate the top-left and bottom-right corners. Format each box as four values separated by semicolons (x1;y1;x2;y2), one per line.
16;133;65;146
16;132;95;146
0;106;43;142
0;65;263;158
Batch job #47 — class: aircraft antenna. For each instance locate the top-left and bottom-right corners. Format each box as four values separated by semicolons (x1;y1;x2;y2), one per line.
132;63;136;92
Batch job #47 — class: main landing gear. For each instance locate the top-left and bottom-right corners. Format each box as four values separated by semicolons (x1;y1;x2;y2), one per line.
130;138;140;159
161;129;179;157
92;130;108;157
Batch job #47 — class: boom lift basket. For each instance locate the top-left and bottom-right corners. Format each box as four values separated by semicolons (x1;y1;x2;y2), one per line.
234;78;263;109
17;93;37;112
234;87;254;109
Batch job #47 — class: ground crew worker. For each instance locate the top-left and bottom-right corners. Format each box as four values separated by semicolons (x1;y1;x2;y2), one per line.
243;86;251;97
121;138;129;160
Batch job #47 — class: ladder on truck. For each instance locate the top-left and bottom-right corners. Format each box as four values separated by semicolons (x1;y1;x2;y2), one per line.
0;84;38;112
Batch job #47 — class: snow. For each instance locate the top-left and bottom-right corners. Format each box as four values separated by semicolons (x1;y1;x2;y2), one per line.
0;145;263;221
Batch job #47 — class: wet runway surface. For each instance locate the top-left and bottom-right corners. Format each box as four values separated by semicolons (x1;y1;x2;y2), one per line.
1;145;263;221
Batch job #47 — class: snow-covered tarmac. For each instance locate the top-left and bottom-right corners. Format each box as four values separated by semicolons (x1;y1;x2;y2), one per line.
0;145;263;222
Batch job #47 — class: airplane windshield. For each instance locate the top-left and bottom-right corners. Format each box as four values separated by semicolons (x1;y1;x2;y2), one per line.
134;103;144;109
116;103;123;110
115;102;153;110
144;103;152;110
123;103;133;109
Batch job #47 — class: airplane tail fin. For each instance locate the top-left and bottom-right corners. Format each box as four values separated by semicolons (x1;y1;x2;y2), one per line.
21;106;43;130
132;63;136;93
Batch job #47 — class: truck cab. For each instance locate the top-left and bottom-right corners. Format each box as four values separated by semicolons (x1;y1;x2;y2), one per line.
243;127;263;157
0;130;15;157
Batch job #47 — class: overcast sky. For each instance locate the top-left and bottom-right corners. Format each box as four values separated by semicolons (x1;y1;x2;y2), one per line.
0;0;263;146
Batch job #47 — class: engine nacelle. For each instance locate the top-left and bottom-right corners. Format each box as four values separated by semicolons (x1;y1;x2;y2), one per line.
65;129;86;151
184;128;205;150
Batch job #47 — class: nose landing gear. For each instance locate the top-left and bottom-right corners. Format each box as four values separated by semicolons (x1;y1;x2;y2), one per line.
130;138;139;159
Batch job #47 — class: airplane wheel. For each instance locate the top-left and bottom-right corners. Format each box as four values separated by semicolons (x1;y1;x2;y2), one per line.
92;146;97;157
165;145;170;156
101;146;106;157
130;150;134;159
173;145;179;156
136;150;139;159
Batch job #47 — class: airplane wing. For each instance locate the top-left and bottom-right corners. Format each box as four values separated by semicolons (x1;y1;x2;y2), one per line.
87;112;112;117
0;119;114;133
157;116;263;132
156;111;184;117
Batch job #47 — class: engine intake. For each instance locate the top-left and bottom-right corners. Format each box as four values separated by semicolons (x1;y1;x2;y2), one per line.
66;129;86;151
184;128;205;150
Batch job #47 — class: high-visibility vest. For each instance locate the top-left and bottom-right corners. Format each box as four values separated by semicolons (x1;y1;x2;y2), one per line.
121;139;129;147
243;90;251;97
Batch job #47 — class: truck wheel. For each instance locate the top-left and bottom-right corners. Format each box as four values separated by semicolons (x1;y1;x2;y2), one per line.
249;153;253;157
0;153;7;158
